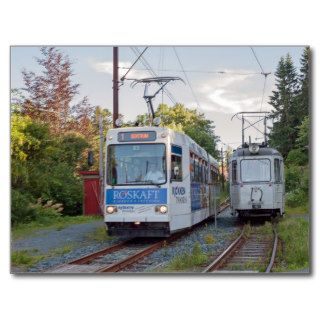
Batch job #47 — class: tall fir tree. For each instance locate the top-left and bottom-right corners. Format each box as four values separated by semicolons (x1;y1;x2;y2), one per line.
297;46;310;119
268;54;300;158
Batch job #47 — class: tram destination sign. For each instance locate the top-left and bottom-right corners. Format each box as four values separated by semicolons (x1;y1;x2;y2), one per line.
118;131;157;142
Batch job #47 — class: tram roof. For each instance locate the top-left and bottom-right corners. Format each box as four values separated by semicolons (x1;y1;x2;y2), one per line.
232;147;282;157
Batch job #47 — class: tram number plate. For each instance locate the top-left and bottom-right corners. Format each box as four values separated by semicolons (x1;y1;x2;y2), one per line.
252;204;261;209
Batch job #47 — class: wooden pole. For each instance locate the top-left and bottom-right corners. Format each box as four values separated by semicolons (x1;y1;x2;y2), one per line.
113;47;119;127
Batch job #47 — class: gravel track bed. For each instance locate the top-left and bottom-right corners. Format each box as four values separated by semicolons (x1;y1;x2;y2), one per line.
14;208;239;273
122;208;240;273
12;220;132;273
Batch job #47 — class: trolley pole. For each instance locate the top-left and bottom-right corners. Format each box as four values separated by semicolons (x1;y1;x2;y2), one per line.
264;116;267;145
241;114;244;146
99;115;104;214
113;47;119;127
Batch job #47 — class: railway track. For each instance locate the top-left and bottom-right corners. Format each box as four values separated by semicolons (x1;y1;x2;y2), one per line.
46;202;230;273
203;224;278;273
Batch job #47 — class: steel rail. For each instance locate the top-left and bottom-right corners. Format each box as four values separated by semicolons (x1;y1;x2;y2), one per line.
46;201;230;273
265;228;278;273
97;236;179;273
202;228;245;273
68;239;134;265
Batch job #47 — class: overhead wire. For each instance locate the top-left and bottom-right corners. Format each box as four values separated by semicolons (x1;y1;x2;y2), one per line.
130;47;177;105
173;47;201;109
250;46;271;141
250;47;265;74
119;66;263;76
120;47;148;82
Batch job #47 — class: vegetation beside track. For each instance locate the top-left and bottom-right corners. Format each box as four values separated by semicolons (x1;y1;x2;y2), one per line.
162;242;208;272
274;214;309;272
11;244;76;270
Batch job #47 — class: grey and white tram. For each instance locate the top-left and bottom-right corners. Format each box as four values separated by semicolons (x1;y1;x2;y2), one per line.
229;143;285;218
104;126;220;237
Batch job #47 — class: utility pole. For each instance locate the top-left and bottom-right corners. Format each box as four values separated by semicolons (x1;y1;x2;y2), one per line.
99;115;104;214
221;147;224;192
113;47;119;127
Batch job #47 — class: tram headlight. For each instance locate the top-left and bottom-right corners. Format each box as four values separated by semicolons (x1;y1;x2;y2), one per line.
153;117;161;126
249;143;260;154
155;205;168;214
115;118;123;127
106;206;117;214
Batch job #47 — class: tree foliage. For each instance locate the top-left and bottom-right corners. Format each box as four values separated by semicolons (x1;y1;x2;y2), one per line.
21;47;94;137
11;47;115;222
155;104;219;158
268;47;310;208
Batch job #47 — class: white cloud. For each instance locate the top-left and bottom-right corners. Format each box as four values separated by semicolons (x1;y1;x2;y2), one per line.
91;60;149;79
195;69;274;114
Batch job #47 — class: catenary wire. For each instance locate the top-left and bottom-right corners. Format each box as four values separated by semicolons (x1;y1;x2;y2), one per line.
130;47;177;105
173;47;201;109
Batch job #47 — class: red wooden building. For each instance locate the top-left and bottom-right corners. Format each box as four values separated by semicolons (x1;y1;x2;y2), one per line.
79;171;101;215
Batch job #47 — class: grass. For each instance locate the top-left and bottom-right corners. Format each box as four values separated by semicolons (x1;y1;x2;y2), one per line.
11;250;46;269
285;203;309;215
11;244;77;271
273;216;309;272
203;234;215;244
12;214;102;240
85;226;113;242
163;242;208;271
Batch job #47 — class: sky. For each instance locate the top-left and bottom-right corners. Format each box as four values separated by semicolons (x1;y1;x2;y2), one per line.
10;46;305;151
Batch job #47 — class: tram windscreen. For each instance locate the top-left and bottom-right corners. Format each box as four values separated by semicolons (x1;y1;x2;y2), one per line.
107;144;166;185
240;159;271;182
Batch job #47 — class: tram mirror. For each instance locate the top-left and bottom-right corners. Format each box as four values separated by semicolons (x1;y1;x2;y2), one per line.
87;151;94;167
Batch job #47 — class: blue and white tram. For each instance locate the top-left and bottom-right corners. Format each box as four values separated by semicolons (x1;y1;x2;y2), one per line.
104;126;220;237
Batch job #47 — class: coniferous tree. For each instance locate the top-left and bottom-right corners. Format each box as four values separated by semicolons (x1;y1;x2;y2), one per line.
268;54;299;158
297;46;310;119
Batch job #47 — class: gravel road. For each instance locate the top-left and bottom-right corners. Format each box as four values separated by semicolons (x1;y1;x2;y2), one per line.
12;220;106;253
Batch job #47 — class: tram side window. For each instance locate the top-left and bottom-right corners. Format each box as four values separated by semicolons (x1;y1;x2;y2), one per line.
190;154;194;181
194;159;199;182
210;168;215;184
274;159;281;183
171;154;182;181
232;160;237;184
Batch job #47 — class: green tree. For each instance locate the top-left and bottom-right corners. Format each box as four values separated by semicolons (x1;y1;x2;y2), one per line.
154;104;219;157
296;47;310;120
268;54;300;158
11;114;89;216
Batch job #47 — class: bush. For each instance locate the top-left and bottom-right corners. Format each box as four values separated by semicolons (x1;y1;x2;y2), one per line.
285;165;302;192
286;149;308;166
286;189;308;207
11;190;36;225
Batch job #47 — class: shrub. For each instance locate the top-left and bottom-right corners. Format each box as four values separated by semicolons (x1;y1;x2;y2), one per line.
11;189;36;225
285;165;302;192
286;189;308;207
286;149;308;166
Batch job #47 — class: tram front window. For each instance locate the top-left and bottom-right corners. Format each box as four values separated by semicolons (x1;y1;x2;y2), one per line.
107;144;166;185
240;158;271;182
